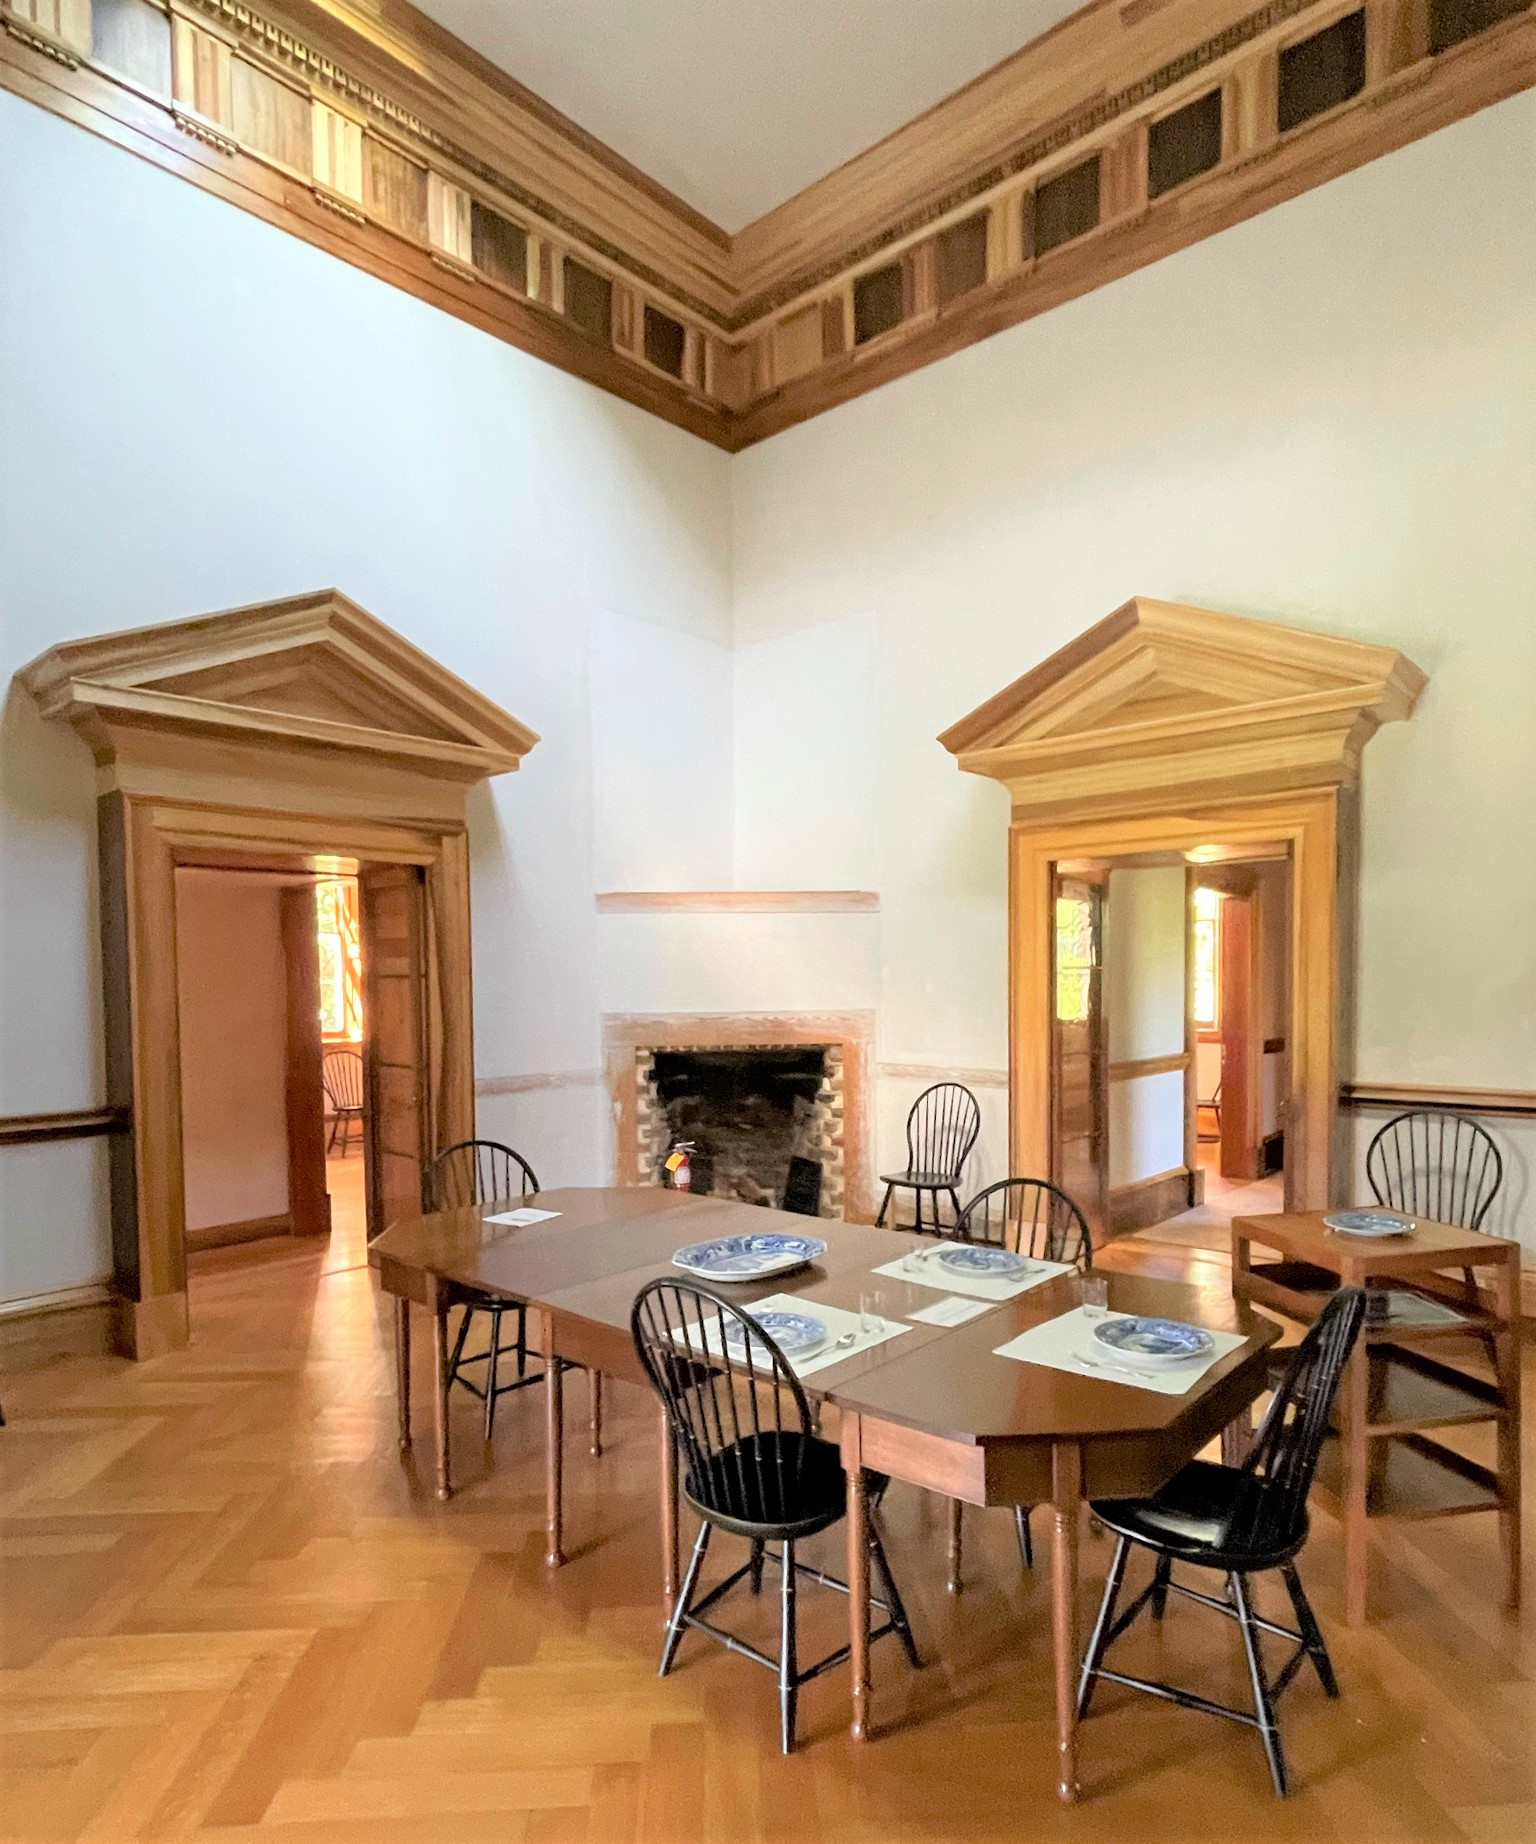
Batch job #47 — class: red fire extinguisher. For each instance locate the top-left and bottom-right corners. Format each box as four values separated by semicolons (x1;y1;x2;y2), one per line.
663;1140;695;1190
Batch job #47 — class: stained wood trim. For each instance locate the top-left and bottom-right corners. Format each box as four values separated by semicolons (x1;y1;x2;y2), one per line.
475;1069;603;1097
877;1063;1010;1089
1108;1164;1194;1235
3;0;1529;448
185;1210;291;1252
0;1106;128;1146
1341;1083;1536;1120
595;889;879;914
1107;1052;1191;1083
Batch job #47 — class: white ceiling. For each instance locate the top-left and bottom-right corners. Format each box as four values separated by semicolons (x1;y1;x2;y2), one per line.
413;1;1086;233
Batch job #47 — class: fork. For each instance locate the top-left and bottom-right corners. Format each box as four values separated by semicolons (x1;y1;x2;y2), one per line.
1073;1350;1148;1383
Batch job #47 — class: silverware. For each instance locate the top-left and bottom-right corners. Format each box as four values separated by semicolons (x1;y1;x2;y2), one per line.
1074;1351;1148;1382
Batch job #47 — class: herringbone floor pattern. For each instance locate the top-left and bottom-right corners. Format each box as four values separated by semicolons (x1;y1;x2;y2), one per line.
1;1224;1530;1843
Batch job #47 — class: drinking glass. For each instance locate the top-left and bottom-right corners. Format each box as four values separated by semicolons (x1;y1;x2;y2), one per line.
1078;1275;1109;1321
859;1289;886;1336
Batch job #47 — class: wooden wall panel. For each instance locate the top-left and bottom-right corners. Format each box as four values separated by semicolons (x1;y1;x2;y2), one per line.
427;173;473;265
311;100;363;203
91;0;171;95
229;56;308;173
364;135;428;243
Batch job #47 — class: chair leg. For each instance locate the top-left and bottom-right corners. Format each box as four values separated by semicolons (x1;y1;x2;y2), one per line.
947;1189;962;1230
660;1521;710;1677
1279;1561;1338;1698
1150;1553;1172;1621
589;1370;604;1457
1232;1571;1289;1798
483;1309;504;1442
876;1184;894;1227
779;1538;799;1754
869;1519;922;1669
947;1496;963;1594
749;1539;765;1594
515;1303;529;1380
1014;1504;1034;1569
1076;1535;1132;1718
446;1305;474;1392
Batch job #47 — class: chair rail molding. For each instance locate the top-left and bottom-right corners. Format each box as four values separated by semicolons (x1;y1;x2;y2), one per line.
941;597;1429;1215
15;589;533;1359
2;0;1530;447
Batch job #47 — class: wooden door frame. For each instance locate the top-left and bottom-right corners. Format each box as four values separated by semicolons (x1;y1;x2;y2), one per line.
102;796;475;1356
1010;789;1350;1213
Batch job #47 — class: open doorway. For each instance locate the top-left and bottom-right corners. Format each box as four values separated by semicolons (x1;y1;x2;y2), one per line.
1049;846;1290;1247
173;865;372;1290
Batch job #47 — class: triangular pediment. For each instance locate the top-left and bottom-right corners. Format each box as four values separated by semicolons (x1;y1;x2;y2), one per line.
17;590;538;780
940;598;1426;819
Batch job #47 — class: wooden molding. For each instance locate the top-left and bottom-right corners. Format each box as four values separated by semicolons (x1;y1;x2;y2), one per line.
2;0;1530;447
1341;1082;1536;1120
595;889;879;914
941;596;1426;822
1108;1052;1191;1083
0;1279;114;1319
475;1069;603;1096
876;1062;1010;1089
0;1106;128;1146
1108;1164;1195;1235
185;1209;291;1252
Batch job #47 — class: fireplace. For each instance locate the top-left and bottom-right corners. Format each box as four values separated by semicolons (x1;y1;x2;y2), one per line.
605;1012;875;1221
638;1045;842;1214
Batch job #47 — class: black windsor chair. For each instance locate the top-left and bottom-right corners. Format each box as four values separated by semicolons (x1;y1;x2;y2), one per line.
875;1082;981;1233
630;1276;921;1752
1076;1285;1367;1796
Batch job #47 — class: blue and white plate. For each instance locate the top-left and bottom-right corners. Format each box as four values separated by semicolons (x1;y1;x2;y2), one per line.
935;1244;1032;1279
722;1309;830;1362
1093;1315;1215;1369
672;1231;828;1283
1323;1209;1415;1238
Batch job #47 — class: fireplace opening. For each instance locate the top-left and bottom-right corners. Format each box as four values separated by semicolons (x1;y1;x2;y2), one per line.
639;1045;843;1214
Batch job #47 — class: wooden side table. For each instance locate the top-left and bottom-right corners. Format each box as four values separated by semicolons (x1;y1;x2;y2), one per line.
1231;1209;1522;1625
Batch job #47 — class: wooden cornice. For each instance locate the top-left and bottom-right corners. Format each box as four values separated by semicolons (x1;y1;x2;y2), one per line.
3;0;1531;449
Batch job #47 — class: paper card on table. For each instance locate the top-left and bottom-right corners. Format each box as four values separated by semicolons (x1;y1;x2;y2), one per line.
907;1296;992;1328
992;1306;1248;1396
484;1206;561;1226
871;1251;1073;1302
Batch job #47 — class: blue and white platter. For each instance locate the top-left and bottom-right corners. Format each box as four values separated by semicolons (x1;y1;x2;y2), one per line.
935;1244;1033;1279
1323;1209;1415;1238
672;1231;828;1283
722;1309;830;1362
1093;1315;1215;1370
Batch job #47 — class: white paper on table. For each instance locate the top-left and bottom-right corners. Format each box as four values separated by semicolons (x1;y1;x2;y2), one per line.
667;1290;913;1381
484;1206;561;1226
871;1250;1074;1302
992;1306;1248;1396
907;1295;993;1328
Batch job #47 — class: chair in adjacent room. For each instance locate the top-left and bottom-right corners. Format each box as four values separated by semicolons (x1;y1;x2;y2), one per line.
431;1140;600;1448
630;1276;921;1753
321;1048;365;1155
1075;1285;1367;1797
956;1176;1093;1568
875;1081;981;1233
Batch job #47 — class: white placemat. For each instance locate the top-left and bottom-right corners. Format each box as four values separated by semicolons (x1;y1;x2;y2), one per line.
484;1206;561;1226
908;1295;993;1328
670;1292;913;1381
871;1247;1075;1302
993;1306;1248;1396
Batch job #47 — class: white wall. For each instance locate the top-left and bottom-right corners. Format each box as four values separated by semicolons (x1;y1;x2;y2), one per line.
0;91;732;1299
731;92;1536;1249
1103;866;1187;1189
175;872;290;1231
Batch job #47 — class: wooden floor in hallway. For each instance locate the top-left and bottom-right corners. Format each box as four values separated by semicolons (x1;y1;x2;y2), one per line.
0;1220;1530;1844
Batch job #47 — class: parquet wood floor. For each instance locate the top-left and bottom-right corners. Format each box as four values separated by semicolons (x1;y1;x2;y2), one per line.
1;1226;1530;1843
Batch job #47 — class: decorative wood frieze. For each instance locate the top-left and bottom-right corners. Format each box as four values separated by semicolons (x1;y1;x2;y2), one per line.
1;0;1530;448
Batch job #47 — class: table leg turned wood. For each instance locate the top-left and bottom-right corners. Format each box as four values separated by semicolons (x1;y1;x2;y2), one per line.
947;1496;964;1594
394;1295;412;1453
543;1314;565;1568
589;1369;604;1458
426;1275;450;1502
1051;1441;1084;1804
659;1404;679;1615
843;1414;872;1741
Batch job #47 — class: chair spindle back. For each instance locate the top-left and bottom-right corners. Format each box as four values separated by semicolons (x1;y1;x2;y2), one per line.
430;1139;539;1210
958;1177;1092;1265
905;1083;981;1183
1365;1109;1502;1229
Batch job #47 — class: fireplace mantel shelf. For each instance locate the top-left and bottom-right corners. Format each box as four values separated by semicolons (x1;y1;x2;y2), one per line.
595;890;878;914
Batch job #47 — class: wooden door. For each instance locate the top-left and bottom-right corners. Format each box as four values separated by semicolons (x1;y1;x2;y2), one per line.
279;886;331;1238
360;863;431;1240
1050;868;1108;1240
1218;890;1261;1180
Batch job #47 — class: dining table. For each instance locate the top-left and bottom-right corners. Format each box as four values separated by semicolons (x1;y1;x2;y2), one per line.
372;1186;1280;1802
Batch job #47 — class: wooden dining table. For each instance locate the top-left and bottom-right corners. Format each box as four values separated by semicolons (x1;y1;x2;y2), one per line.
373;1186;1279;1802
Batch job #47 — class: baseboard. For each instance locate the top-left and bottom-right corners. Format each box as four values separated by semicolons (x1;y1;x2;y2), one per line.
0;1279;113;1322
185;1212;292;1253
1108;1166;1193;1235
